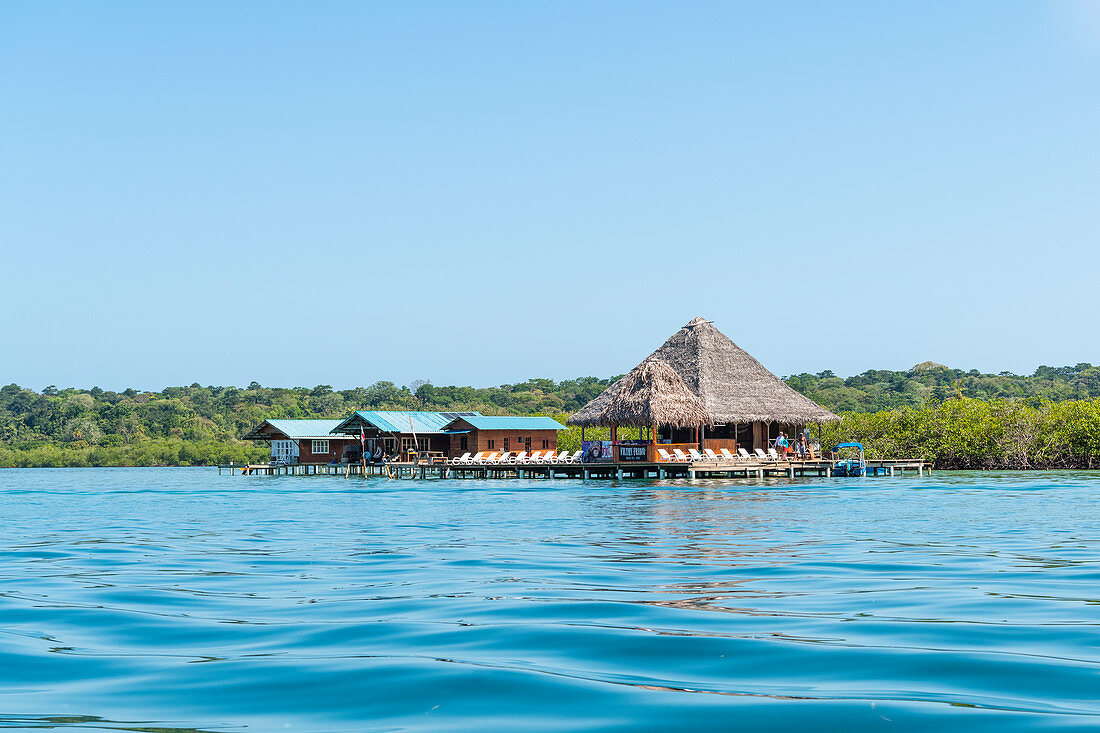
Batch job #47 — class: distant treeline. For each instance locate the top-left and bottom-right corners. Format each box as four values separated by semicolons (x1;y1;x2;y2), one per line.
787;361;1100;412
0;379;615;467
0;362;1098;467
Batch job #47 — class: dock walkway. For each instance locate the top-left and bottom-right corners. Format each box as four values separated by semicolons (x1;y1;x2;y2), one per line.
221;458;928;480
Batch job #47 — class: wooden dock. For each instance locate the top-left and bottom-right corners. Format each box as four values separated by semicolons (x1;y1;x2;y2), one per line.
220;458;929;480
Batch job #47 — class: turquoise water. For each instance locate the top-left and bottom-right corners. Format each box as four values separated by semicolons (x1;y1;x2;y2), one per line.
0;469;1099;731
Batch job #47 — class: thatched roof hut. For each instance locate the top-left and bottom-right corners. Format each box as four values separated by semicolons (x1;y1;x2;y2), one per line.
593;359;713;429
569;317;839;426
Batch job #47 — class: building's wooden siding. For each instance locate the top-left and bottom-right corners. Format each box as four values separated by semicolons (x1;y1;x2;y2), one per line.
448;432;473;457
298;438;356;464
449;429;558;456
479;424;558;453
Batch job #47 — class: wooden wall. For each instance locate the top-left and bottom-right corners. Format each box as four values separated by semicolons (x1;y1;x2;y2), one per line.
449;429;559;456
298;438;356;464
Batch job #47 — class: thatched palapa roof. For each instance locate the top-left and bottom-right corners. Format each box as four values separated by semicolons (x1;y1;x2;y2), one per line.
592;359;713;428
569;317;840;426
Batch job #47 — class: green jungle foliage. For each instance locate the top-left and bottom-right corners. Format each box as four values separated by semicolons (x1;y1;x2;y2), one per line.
0;362;1097;468
811;397;1100;470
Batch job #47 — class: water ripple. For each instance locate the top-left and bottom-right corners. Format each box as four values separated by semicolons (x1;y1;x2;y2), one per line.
0;468;1099;731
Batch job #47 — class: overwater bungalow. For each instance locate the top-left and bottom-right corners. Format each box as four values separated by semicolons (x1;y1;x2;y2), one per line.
242;419;359;464
440;415;566;457
330;410;483;461
569;317;839;460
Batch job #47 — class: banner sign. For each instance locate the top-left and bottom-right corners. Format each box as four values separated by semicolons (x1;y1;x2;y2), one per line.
616;441;649;462
582;440;613;462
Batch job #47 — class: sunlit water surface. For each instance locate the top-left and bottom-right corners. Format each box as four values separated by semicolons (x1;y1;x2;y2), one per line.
0;468;1098;731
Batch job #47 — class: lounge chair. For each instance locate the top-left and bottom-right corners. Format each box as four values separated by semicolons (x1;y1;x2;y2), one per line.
754;448;770;461
530;451;547;463
451;452;472;465
673;449;690;462
481;452;499;464
553;451;569;463
704;448;722;462
720;448;738;462
688;448;705;462
739;448;753;461
657;448;674;462
768;448;783;462
493;452;511;464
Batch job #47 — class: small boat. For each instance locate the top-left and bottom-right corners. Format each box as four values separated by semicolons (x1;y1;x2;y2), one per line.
831;442;866;477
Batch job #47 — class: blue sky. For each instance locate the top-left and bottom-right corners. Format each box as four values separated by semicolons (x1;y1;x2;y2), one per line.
2;2;1098;391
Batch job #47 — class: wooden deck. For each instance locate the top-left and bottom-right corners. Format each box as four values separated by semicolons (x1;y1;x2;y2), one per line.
221;458;929;480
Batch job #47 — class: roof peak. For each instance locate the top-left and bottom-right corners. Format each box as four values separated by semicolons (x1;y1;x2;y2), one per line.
569;316;840;425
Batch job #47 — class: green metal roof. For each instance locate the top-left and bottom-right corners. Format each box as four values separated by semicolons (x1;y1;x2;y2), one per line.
334;410;482;435
446;416;566;431
244;419;347;440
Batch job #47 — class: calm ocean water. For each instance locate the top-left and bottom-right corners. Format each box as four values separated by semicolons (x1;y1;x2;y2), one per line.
0;468;1098;731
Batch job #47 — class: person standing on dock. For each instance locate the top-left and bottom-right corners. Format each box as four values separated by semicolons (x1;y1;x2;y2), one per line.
775;432;788;456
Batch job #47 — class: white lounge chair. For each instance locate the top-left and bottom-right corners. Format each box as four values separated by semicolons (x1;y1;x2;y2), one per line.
673;449;690;462
553;451;569;463
451;452;472;465
566;450;582;463
481;452;499;464
494;452;512;464
720;448;738;462
657;448;674;462
704;448;722;462
754;448;770;461
688;448;705;462
768;448;782;462
738;448;753;461
537;451;556;463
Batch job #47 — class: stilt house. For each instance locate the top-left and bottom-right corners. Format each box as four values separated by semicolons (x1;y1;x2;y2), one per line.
568;317;839;459
330;410;483;460
242;419;358;464
440;415;566;457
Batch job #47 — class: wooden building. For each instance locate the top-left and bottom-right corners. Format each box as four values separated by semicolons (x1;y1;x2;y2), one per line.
330;410;483;460
242;419;359;464
568;317;839;458
441;415;566;456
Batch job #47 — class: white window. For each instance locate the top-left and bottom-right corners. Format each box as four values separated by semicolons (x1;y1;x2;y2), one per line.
311;440;329;455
